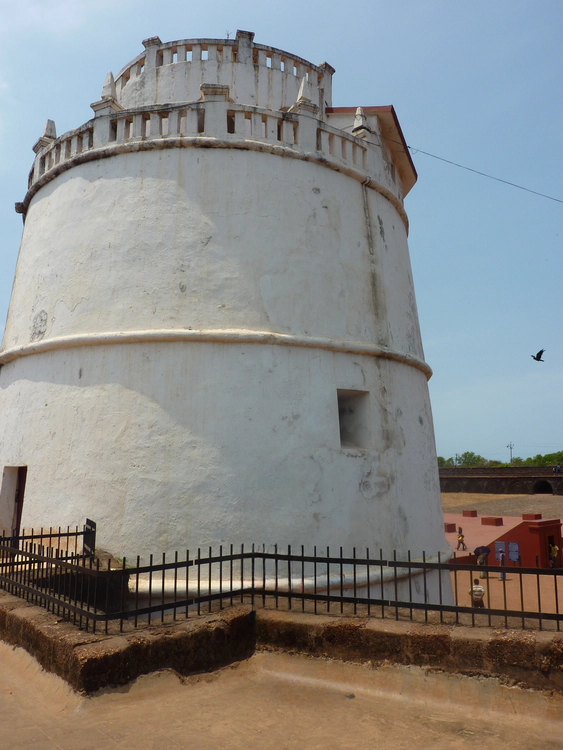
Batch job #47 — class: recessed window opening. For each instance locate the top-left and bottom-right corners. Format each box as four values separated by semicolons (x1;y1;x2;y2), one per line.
261;115;267;138
337;389;371;449
306;68;311;81
109;120;117;142
277;119;283;141
197;109;205;134
316;128;322;151
232;46;238;62
125;118;133;139
141;114;149;137
292;121;298;144
244;112;252;136
156;50;164;67
138;60;145;75
201;47;209;61
186;47;193;62
76;134;83;153
160;114;169;136
0;466;27;537
280;57;285;72
266;54;272;68
227;111;235;134
171;48;178;63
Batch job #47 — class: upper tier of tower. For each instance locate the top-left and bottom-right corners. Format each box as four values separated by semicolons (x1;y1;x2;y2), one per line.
116;30;335;114
16;31;417;221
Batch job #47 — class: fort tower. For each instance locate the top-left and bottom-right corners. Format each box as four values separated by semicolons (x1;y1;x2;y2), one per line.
0;32;448;571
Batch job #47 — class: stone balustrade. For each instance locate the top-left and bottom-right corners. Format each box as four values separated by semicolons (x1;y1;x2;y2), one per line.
115;37;328;93
29;123;94;187
22;99;404;220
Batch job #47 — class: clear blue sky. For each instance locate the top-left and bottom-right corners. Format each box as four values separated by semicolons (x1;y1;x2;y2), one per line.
1;0;561;462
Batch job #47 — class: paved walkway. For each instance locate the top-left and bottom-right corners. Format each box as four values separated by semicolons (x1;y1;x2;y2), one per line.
1;642;563;750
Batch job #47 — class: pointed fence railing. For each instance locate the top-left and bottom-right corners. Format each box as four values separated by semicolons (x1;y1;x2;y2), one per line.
0;527;562;634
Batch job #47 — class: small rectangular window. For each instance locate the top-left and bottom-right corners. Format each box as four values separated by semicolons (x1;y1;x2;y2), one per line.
197;109;205;134
337;390;371;449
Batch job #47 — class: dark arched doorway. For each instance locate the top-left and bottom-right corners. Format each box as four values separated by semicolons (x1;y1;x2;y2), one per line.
533;479;553;494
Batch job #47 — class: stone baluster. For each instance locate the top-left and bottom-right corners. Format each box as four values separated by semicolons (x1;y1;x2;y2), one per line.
235;30;255;64
142;36;163;69
199;84;230;137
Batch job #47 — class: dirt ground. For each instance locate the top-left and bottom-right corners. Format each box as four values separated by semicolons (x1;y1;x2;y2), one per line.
442;491;563;518
2;493;563;749
2;640;563;750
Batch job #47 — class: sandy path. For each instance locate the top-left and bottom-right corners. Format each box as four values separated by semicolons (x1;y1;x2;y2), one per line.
442;492;563;518
1;641;563;750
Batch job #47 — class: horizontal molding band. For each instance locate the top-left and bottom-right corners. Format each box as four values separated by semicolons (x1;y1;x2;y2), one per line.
21;137;409;231
0;329;432;379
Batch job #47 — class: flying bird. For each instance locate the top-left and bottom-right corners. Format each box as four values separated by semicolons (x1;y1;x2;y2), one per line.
531;349;546;362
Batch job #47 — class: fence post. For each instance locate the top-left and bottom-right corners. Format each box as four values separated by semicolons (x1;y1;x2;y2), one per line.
83;519;96;559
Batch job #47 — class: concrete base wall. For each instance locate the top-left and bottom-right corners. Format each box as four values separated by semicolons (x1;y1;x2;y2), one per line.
2;589;563;694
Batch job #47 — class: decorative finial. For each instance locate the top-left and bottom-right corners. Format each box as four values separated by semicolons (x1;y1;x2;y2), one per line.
32;119;57;154
101;72;117;100
353;108;368;131
43;119;56;139
288;77;318;115
297;77;312;103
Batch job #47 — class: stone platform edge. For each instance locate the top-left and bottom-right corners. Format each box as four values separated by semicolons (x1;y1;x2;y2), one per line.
2;589;563;694
0;590;255;694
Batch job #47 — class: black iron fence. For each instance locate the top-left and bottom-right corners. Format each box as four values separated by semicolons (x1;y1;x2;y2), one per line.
1;520;96;559
1;530;563;634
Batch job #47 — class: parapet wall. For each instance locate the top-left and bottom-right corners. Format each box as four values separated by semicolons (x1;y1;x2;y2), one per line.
439;467;563;495
115;31;334;114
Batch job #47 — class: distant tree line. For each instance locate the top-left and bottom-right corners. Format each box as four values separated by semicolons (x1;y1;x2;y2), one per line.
437;450;563;468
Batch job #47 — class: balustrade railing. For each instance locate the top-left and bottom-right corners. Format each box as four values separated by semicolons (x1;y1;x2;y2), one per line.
27;103;371;194
1;528;562;636
115;40;325;94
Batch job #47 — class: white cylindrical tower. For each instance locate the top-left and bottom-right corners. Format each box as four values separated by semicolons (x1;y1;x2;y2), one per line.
0;31;448;569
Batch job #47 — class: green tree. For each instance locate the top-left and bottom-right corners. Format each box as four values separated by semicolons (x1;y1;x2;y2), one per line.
437;456;455;467
457;451;487;467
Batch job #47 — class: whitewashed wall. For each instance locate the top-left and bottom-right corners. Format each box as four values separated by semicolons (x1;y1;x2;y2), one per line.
1;35;448;575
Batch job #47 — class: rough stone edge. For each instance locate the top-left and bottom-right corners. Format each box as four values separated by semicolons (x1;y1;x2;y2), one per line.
3;587;563;695
0;590;255;694
255;609;563;692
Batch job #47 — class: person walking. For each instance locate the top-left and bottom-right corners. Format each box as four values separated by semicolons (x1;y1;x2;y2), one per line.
498;549;506;581
456;528;467;551
477;552;488;578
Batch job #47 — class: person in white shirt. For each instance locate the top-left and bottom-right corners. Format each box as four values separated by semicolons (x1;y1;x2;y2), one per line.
470;579;485;608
